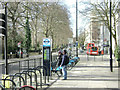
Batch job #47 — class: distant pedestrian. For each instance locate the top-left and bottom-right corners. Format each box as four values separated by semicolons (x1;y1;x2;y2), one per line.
60;50;69;80
21;48;23;58
58;50;63;75
58;50;63;66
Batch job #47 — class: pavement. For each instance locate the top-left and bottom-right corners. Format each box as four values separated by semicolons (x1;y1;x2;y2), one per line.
47;55;120;89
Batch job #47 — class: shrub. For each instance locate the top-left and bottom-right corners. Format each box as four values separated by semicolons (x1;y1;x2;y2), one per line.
114;45;120;60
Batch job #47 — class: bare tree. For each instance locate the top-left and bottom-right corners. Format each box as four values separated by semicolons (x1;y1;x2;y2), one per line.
6;2;26;52
40;2;72;48
79;0;120;47
5;1;73;51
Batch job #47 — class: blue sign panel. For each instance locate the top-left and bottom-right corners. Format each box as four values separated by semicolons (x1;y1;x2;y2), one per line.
43;38;51;47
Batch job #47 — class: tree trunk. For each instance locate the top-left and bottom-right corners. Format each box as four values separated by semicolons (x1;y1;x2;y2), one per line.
12;20;17;48
51;35;54;49
35;30;37;50
114;37;117;48
113;34;117;48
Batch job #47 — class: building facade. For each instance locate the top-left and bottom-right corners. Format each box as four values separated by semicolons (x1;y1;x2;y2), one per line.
84;15;100;48
116;2;120;47
84;15;116;54
99;22;110;54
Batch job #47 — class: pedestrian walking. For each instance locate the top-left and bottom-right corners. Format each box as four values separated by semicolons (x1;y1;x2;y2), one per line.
58;50;63;75
21;48;23;58
58;50;63;66
60;50;69;80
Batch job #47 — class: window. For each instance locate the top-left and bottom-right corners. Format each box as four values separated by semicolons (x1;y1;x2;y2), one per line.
92;47;97;51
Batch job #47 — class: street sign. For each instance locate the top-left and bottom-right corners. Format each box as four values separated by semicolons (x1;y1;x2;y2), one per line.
0;11;6;36
43;38;51;47
43;38;51;76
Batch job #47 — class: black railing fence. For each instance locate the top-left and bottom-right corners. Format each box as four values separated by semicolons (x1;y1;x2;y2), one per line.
0;53;79;89
0;55;58;79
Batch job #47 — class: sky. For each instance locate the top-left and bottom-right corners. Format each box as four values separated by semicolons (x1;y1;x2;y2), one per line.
60;0;90;37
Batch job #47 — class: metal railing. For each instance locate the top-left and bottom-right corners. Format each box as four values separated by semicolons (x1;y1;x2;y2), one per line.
0;54;80;89
0;54;58;89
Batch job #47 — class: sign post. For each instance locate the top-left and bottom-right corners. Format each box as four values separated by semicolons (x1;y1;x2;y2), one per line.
0;9;5;36
0;6;8;74
43;38;51;76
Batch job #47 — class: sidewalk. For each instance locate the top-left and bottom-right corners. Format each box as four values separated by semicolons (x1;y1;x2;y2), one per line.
48;55;119;89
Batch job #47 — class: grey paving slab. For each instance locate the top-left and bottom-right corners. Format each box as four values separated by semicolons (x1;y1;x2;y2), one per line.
49;55;119;89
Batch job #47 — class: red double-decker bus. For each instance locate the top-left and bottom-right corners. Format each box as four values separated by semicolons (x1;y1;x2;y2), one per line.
86;43;98;55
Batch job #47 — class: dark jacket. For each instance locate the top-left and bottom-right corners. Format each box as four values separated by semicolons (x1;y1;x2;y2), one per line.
58;54;63;66
61;54;68;66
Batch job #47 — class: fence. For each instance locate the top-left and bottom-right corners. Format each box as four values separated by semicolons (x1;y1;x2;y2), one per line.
0;53;80;89
0;54;58;79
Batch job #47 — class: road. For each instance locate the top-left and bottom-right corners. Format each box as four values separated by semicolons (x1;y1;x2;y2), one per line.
0;52;58;64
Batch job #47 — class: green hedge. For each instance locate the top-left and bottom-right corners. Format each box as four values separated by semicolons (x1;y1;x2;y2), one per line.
114;45;120;60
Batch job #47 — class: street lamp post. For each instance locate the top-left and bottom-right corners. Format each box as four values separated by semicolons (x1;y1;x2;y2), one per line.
5;3;8;74
76;0;78;57
110;0;113;72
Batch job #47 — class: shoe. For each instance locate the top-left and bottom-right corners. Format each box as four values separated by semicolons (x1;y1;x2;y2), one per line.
62;79;67;80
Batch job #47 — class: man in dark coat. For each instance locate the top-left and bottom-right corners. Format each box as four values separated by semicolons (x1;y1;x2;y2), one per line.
60;50;68;80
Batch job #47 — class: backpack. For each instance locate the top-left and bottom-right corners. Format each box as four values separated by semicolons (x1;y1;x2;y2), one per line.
64;55;69;65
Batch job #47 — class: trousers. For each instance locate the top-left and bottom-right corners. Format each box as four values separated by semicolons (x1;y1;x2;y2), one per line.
62;65;67;79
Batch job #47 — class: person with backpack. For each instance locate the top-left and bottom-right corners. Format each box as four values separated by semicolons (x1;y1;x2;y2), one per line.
60;50;69;80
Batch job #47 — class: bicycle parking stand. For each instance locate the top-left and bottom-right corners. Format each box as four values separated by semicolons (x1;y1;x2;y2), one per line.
19;85;36;90
5;74;25;87
0;84;5;90
29;67;42;88
36;66;50;86
23;70;37;89
0;79;16;89
15;72;32;86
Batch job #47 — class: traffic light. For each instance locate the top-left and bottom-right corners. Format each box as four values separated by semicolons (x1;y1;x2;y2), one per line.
0;12;6;36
